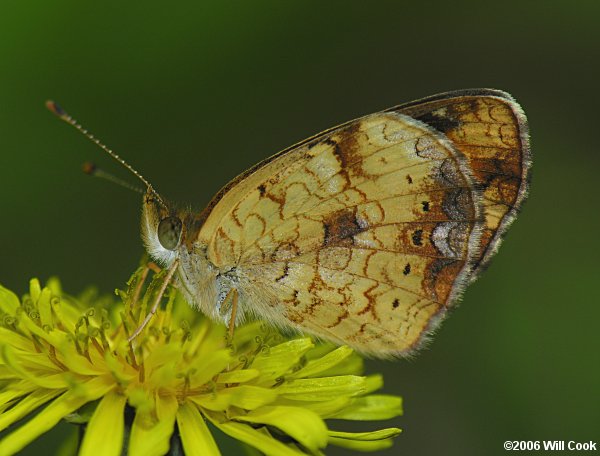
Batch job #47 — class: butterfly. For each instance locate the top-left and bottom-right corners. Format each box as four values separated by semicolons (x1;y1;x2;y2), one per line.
48;89;530;358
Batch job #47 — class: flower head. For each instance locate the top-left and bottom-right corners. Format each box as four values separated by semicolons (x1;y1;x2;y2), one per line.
0;268;402;455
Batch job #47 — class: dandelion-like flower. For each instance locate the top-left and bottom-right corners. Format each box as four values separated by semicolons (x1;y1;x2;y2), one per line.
0;268;402;455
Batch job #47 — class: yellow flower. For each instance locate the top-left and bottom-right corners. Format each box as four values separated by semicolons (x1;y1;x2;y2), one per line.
0;268;402;455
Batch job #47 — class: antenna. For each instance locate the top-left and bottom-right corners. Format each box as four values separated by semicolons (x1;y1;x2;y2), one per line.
82;162;144;195
46;100;166;209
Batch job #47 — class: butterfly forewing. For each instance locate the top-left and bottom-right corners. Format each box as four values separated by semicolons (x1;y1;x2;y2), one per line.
196;110;487;356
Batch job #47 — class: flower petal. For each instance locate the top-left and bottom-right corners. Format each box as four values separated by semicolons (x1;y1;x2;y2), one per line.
364;374;383;394
304;344;364;376
53;339;107;376
315;352;364;377
230;321;265;347
191;385;278;411
327;428;402;452
0;286;20;314
0;327;34;352
79;391;127;456
0;389;63;433
0;379;38;395
226;386;279;410
327;435;395;452
49;294;84;331
188;349;233;388
329;395;403;421
29;279;42;302
177;402;221;456
328;428;401;440
207;417;306;456
0;377;113;455
128;395;178;456
279;396;351;418
215;368;260;384
250;338;314;383
37;287;54;329
5;350;59;372
103;350;137;385
148;360;179;389
0;345;68;389
186;319;226;360
143;343;183;372
289;346;353;379
232;406;327;452
277;376;367;401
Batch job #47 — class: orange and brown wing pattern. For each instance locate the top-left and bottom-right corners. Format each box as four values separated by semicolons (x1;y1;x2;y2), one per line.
392;89;530;277
197;112;484;356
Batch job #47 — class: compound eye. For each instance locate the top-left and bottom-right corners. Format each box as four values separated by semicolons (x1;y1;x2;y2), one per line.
157;216;183;250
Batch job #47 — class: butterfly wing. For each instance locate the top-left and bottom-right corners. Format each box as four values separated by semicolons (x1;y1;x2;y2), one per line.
196;106;492;357
391;89;531;277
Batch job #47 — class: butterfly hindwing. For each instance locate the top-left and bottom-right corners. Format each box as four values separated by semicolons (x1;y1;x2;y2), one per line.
392;89;530;277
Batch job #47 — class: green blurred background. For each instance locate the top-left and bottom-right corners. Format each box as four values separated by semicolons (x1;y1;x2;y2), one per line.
1;1;599;455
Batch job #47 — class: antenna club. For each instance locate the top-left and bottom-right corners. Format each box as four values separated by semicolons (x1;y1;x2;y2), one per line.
82;162;97;175
45;100;68;119
46;101;168;209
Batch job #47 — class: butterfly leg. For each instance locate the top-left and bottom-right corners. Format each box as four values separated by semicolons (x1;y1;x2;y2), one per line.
128;259;179;341
228;289;239;338
218;287;239;339
130;261;161;306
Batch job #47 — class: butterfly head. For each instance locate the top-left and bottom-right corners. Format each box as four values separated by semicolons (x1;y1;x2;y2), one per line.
141;187;185;266
45;100;191;268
